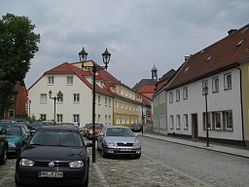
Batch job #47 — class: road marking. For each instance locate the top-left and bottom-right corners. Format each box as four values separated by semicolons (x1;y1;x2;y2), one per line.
93;163;110;187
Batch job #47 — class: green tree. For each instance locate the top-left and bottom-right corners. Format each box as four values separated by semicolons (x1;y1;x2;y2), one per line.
0;13;40;119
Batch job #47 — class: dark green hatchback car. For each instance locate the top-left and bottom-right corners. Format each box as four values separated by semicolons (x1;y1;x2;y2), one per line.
0;121;30;155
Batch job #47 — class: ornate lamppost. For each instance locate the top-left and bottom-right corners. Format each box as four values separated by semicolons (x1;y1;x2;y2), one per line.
79;47;111;163
203;86;209;147
48;90;63;125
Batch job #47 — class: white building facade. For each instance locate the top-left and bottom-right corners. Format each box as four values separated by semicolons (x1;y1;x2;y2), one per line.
28;62;113;128
167;68;243;142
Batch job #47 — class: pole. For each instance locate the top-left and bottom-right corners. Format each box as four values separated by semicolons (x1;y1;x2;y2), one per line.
205;94;209;147
142;105;144;135
54;97;56;125
92;65;96;163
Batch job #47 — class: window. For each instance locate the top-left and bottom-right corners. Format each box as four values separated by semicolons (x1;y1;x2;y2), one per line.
109;115;111;125
40;114;46;121
116;118;120;125
98;114;101;123
183;114;188;129
115;100;118;108
212;77;219;93
73;114;80;123
169;92;173;103
176;115;181;129
169;115;174;129
224;110;233;130
176;90;180;102
214;112;221;129
73;93;80;103
67;76;73;85
109;98;111;106
105;115;107;125
105;97;107;106
57;94;63;103
224;73;232;90
8;110;15;118
48;76;54;85
183;87;188;100
202;80;208;95
57;114;63;123
40;94;47;104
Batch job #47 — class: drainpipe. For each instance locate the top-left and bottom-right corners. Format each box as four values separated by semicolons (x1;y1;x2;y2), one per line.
237;66;246;147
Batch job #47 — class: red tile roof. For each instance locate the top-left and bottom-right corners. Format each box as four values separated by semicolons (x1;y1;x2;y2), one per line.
167;23;249;89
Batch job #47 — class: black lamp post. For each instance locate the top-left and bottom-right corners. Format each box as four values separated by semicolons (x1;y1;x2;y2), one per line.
203;86;209;147
28;100;31;117
79;47;111;163
49;90;63;125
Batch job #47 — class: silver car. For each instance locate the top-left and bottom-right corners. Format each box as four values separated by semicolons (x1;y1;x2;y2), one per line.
97;126;141;158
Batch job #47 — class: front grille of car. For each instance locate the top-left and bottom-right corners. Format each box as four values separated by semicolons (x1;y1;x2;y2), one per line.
34;161;69;167
117;142;133;146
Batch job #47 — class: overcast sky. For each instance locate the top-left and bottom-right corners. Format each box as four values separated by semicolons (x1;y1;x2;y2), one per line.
1;0;249;88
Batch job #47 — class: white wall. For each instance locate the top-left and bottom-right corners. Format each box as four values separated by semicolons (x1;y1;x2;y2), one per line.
167;68;243;140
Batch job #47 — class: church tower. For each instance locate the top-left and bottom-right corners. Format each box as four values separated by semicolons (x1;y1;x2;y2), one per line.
151;64;158;81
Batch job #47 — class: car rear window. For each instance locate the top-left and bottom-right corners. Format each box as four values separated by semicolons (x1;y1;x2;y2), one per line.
30;129;83;147
106;128;135;137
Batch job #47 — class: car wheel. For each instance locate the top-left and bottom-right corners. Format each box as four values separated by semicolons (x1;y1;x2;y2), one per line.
135;154;141;159
81;168;89;187
15;173;23;187
0;147;7;165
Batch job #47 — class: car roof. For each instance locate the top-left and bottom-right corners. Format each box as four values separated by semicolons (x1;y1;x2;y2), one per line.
39;125;79;131
104;125;129;129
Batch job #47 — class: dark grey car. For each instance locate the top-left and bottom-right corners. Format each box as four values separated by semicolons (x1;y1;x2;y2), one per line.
97;126;141;158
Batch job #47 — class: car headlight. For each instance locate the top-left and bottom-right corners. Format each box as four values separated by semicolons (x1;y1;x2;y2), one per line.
133;142;141;149
19;159;35;167
107;142;116;147
69;161;84;168
9;143;16;148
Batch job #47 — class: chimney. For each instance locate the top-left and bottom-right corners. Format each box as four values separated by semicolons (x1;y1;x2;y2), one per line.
228;29;237;36
184;55;191;62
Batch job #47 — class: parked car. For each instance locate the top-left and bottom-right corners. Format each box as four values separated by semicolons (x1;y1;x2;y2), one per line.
130;123;142;132
86;123;104;139
97;125;141;158
29;121;53;135
15;125;91;186
0;127;8;164
0;121;30;155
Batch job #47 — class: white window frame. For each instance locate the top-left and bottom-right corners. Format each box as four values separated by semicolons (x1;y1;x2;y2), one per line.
224;110;233;130
212;77;219;93
169;115;174;129
176;90;180;102
224;73;232;90
183;114;188;129
214;111;222;129
169;92;173;103
57;114;63;123
73;114;80;123
73;93;80;104
48;76;54;85
40;94;47;104
176;114;181;129
183;87;188;100
67;76;73;85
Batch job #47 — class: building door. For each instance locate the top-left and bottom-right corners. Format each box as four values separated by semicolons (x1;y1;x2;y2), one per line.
191;114;198;140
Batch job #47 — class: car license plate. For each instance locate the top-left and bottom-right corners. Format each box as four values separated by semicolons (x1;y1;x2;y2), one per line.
39;171;63;178
120;148;131;151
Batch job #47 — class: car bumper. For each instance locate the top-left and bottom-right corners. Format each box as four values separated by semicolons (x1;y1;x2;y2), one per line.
15;166;88;186
103;147;141;156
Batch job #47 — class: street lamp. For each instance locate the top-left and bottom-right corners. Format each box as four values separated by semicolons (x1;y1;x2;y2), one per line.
49;90;63;125
28;100;31;117
79;47;111;163
203;86;209;147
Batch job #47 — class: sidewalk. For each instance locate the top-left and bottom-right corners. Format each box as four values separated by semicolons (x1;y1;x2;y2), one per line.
141;132;249;159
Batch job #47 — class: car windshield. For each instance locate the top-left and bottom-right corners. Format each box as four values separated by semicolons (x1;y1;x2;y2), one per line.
6;126;21;136
30;129;83;147
106;128;135;137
